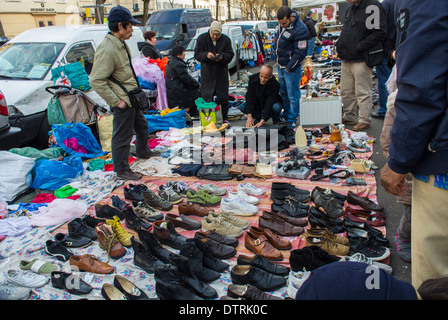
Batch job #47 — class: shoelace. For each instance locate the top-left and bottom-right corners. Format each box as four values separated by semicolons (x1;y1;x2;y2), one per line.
163;185;178;201
172;181;189;193
214;216;235;229
219;212;243;225
347;252;372;264
0;283;20;296
111;217;130;240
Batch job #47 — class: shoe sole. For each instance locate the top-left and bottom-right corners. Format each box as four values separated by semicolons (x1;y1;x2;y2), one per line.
221;208;258;216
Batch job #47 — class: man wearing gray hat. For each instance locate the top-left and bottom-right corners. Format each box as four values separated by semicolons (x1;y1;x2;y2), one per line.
90;5;152;181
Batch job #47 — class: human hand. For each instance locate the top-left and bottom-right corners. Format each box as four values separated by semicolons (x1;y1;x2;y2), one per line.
380;163;408;196
245;116;254;128
252;120;265;128
207;52;215;59
116;100;127;109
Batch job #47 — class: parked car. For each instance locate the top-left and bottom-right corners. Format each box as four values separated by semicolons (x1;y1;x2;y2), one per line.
184;25;243;70
266;20;278;35
0;89;22;150
223;20;268;36
0;25;144;150
144;8;213;57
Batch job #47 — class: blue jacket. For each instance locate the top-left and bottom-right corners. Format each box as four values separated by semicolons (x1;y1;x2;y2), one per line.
274;11;309;72
388;0;448;175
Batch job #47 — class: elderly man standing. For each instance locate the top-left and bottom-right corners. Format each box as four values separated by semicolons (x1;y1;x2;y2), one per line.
274;6;309;129
194;21;234;121
336;0;387;131
90;5;152;180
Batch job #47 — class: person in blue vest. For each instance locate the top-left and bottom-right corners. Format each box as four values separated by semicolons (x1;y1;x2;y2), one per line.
380;0;448;289
273;6;309;129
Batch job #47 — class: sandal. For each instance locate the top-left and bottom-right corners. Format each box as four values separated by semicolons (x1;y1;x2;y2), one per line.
20;258;59;274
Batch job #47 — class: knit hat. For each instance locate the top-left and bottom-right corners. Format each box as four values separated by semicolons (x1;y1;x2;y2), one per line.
209;21;222;34
295;261;418;300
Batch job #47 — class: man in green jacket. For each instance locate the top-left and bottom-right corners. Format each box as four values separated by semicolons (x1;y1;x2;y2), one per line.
90;5;152;180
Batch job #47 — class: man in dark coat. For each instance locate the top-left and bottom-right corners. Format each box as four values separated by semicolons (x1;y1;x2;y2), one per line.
302;10;317;57
194;21;234;121
165;45;200;116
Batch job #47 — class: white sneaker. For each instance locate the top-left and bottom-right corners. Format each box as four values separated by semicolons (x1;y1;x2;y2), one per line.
197;183;227;196
220;198;258;216
0;282;31;300
286;269;311;299
339;252;393;274
237;183;265;196
228;190;260;205
6;270;49;288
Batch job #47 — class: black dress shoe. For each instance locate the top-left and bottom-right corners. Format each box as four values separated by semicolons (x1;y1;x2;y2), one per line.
230;265;286;292
193;238;230;273
101;283;128;300
195;237;236;260
271;199;309;218
113;275;149;300
308;206;344;233
227;284;283;300
343;216;383;237
154;265;203;300
51;271;93;295
194;230;239;248
371;111;385;119
237;254;290;277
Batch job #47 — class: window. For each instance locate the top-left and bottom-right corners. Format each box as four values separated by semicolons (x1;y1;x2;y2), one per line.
38;21;45;27
64;42;95;74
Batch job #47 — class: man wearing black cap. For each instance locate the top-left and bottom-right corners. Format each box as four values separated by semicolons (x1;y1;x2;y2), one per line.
90;5;152;181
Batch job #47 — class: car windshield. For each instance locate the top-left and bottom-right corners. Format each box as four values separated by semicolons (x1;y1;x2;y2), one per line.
146;23;178;40
267;21;278;29
186;38;197;51
0;42;65;80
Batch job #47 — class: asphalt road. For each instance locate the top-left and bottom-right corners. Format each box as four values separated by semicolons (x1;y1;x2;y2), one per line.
230;61;412;285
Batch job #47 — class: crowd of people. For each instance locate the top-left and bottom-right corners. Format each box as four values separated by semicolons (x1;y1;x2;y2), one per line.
89;0;448;299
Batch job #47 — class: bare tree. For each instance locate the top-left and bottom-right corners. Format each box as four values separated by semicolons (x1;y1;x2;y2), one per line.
143;0;151;25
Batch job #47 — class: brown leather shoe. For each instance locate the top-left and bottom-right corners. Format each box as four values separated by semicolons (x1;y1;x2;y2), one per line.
258;215;304;237
249;226;291;250
69;254;114;274
95;223;126;261
178;203;214;217
244;231;283;261
352;122;370;131
342;118;357;125
347;190;383;211
262;211;307;227
165;213;201;230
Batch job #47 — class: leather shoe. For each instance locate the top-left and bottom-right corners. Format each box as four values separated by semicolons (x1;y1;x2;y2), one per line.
196;237;236;260
194;230;239;248
347;190;383;211
230;265;286;292
95;223;127;260
237;254;290;276
227;284;283;300
371;111;385;119
153;220;188;249
311;187;344;218
258;215;304;237
352;122;370;131
345;206;386;219
178;203;214;217
249;226;291;250
308;206;345;234
262;210;307;227
342;118;357;125
345;212;385;227
69;254;114;274
95;203;125;220
244;231;283;261
116;170;142;181
165;213;201;230
113;275;149;300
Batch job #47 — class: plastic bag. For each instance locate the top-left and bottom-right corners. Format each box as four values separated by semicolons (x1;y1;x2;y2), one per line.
97;114;113;152
144;109;187;134
51;61;91;91
195;98;223;127
50;122;108;159
47;95;67;125
0;151;36;202
31;156;84;191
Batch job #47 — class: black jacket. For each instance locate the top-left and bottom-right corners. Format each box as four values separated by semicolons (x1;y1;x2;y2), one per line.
194;31;234;105
336;0;387;62
245;73;282;122
302;16;317;40
165;56;200;109
138;42;162;60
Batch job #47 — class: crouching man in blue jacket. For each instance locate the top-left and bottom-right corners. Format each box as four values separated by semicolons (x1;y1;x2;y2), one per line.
274;6;309;129
380;0;448;289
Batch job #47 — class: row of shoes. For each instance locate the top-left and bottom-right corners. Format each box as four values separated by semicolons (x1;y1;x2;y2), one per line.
270;182;311;219
101;275;149;300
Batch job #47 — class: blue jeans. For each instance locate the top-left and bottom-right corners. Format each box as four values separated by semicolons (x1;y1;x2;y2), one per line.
238;101;283;123
277;65;301;125
307;38;315;56
376;59;391;116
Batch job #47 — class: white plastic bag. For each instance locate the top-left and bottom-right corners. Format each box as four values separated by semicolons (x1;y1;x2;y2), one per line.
0;151;36;202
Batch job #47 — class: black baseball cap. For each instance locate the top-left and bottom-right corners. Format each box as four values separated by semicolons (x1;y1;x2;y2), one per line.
108;5;141;24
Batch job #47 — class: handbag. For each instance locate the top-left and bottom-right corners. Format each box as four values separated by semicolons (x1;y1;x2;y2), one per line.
51;61;91;91
363;42;384;68
195;98;223;127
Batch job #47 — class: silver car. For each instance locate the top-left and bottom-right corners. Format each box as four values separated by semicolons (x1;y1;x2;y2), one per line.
0;89;21;150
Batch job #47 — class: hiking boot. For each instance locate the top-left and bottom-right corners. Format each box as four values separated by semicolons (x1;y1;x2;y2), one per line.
158;185;184;204
123;206;152;231
166;181;194;197
187;189;221;207
106;215;132;247
395;233;411;262
220;197;258;216
153;220;188;249
197;183;227;196
143;189;173;211
201;215;244;238
208;211;250;229
304;227;349;246
131;236;164;274
116;170;142;181
95;223;127;261
311;187;344;218
131;201;164;222
67;218;97;240
136;228;172;264
305;236;350;256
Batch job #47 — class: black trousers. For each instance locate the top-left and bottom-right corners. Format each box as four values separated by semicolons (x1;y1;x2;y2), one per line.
111;105;150;173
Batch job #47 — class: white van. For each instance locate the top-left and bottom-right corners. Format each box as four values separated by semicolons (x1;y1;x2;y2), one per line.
0;25;144;149
223;21;268;36
184;25;243;70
